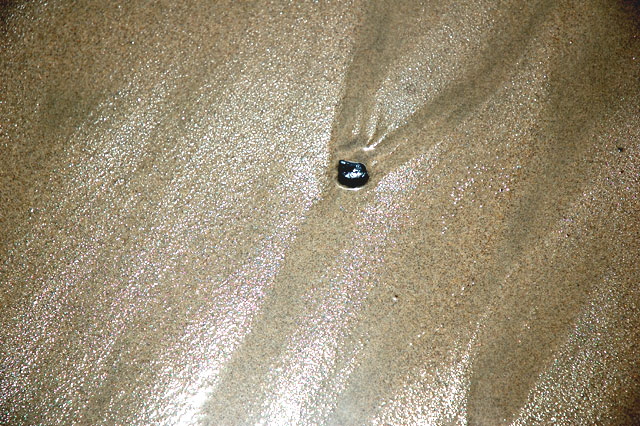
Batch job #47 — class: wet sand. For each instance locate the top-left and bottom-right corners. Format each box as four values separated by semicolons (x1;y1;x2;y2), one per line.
1;0;639;424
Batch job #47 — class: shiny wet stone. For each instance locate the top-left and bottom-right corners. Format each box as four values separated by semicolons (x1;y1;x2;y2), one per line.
338;160;369;188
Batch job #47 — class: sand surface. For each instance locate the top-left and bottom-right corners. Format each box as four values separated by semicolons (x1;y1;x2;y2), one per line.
1;0;639;424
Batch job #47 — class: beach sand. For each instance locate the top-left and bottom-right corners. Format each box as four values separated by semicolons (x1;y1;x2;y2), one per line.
1;0;639;424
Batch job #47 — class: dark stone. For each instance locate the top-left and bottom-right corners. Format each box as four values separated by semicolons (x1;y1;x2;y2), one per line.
617;146;625;152
338;160;369;188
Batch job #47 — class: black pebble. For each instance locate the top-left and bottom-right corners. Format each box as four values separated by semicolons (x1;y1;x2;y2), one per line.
617;146;625;153
338;160;369;188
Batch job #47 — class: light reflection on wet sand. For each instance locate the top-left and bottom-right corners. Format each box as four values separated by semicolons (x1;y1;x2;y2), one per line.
1;0;639;424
